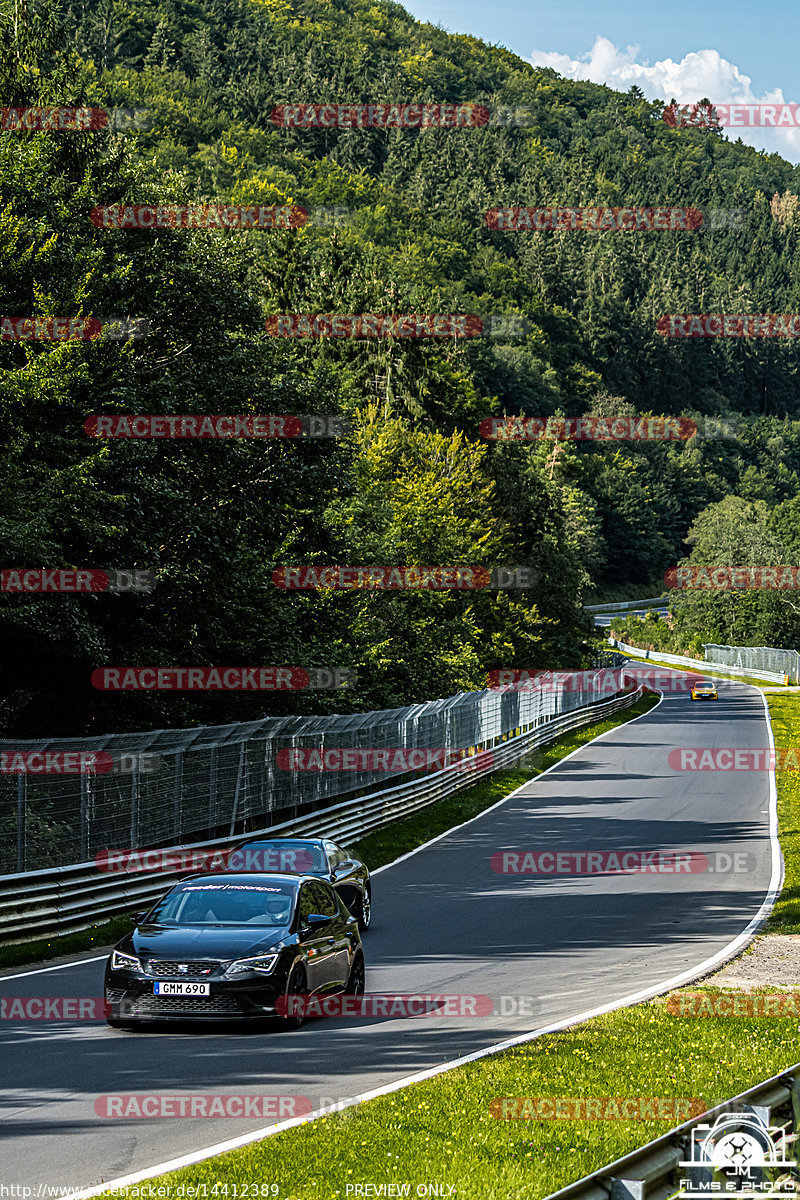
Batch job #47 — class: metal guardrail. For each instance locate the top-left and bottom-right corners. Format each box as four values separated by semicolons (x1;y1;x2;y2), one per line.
543;1062;800;1199
584;597;668;614
609;639;787;684
0;687;642;943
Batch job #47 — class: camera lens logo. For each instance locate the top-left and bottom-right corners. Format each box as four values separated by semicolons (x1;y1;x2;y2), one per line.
713;1130;761;1169
679;1109;796;1195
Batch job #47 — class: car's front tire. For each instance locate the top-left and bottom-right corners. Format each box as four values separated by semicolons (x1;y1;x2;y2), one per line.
279;963;308;1030
106;1010;139;1030
346;951;365;996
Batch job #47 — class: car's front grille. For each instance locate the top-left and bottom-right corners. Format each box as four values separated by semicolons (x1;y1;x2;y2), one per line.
105;988;126;1003
144;959;221;978
132;995;243;1015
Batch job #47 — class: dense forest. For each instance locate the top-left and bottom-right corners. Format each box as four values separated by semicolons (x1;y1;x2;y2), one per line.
3;0;800;736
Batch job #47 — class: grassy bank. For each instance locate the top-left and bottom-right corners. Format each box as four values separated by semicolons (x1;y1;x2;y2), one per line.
106;991;799;1200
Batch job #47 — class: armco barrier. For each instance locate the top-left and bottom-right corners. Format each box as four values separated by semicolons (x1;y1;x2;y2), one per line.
609;638;786;683
543;1063;800;1198
0;687;641;943
584;597;667;614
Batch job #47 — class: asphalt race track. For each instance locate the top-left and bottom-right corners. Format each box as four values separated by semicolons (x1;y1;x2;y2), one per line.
0;674;780;1192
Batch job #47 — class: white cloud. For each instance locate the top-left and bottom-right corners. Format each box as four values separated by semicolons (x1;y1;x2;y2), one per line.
529;36;800;159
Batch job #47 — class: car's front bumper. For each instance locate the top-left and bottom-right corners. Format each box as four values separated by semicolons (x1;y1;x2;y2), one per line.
105;972;286;1021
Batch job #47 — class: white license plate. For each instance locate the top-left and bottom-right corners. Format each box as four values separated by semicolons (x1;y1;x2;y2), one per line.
153;982;210;996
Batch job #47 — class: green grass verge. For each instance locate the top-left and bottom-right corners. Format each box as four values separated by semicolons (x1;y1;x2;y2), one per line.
0;915;133;971
766;692;800;933
104;992;800;1200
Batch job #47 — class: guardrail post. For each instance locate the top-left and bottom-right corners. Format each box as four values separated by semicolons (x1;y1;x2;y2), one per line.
129;759;139;848
173;751;183;841
209;746;218;832
229;743;245;837
610;1183;643;1200
80;772;90;860
16;774;26;872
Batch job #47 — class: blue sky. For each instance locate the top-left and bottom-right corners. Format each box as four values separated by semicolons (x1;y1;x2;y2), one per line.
403;0;800;159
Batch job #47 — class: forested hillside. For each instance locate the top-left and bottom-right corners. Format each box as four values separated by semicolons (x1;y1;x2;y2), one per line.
3;0;800;735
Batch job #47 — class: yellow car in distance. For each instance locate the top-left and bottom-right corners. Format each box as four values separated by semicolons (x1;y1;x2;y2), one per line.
690;680;719;701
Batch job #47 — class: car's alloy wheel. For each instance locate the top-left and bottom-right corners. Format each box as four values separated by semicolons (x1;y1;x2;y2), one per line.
357;888;371;932
280;963;308;1030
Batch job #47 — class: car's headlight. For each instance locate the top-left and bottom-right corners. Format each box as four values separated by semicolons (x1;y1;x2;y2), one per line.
224;954;280;977
111;950;143;973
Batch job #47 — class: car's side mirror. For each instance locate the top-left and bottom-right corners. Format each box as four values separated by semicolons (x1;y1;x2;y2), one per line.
300;912;329;938
131;910;148;925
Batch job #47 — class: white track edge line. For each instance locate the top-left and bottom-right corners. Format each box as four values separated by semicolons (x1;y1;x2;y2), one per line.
0;956;108;981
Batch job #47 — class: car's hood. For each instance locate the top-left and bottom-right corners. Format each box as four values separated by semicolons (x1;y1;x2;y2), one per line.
126;925;288;960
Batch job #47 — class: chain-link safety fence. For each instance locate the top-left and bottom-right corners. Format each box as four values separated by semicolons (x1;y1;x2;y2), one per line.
0;671;623;874
704;643;800;682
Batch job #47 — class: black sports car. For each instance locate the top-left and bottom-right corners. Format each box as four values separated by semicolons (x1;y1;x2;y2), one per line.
104;872;364;1029
211;837;372;931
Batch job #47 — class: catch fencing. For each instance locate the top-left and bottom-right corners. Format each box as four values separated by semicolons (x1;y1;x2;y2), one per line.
1;671;620;875
704;643;800;683
0;682;642;941
609;638;786;683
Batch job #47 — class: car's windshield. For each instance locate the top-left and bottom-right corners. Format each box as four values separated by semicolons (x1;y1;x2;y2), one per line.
147;881;297;927
228;840;327;873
